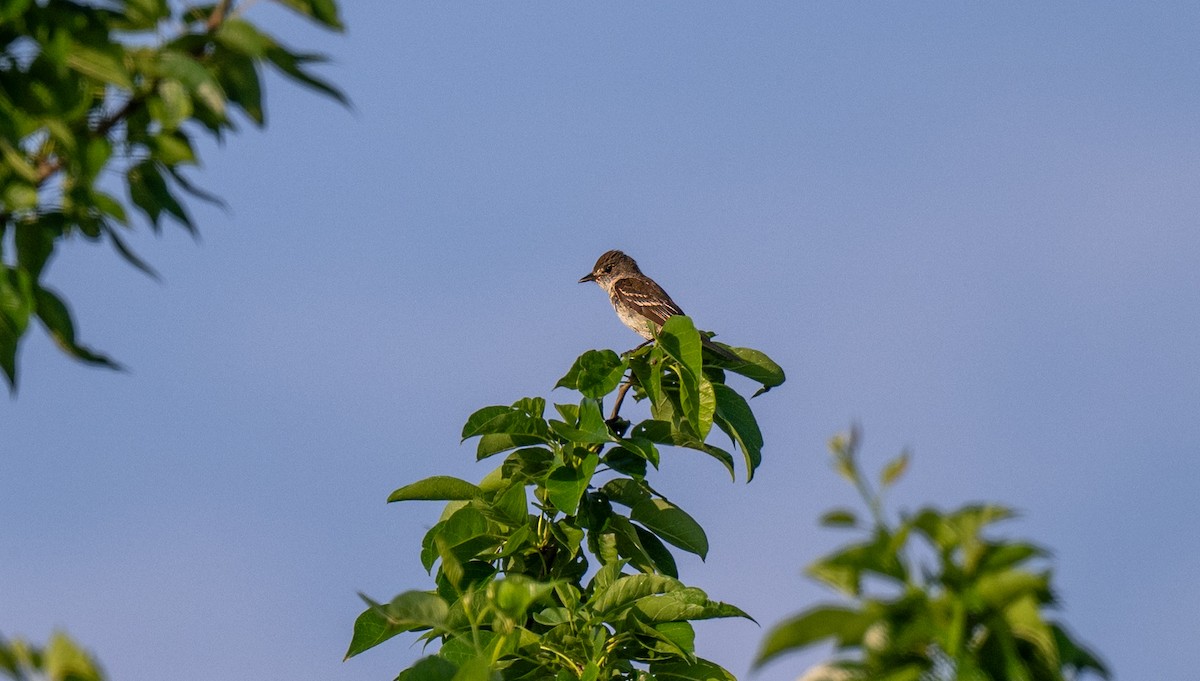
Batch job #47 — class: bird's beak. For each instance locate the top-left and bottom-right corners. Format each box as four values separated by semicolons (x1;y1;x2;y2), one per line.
578;272;596;283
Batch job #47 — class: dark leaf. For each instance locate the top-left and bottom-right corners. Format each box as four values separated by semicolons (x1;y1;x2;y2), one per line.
33;286;120;369
265;45;349;107
712;382;763;481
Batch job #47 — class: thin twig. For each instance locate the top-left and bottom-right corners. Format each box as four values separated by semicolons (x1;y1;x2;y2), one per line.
608;381;632;422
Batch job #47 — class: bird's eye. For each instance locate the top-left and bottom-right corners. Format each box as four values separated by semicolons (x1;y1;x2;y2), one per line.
603;265;613;273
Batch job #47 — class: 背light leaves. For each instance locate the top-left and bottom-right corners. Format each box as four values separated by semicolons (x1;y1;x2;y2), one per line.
630;497;708;560
712;382;763;481
556;349;626;399
388;476;483;503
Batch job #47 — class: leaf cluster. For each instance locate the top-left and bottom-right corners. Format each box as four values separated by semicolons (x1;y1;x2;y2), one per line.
755;429;1110;681
0;0;346;391
347;320;784;681
1;631;106;681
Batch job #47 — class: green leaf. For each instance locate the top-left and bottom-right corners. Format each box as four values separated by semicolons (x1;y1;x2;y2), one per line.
754;607;874;667
65;43;133;89
631;420;737;480
545;450;598;515
634;524;679;578
548;398;610;444
712;383;763;481
435;507;500;564
388;476;483;503
1051;623;1111;679
818;509;859;528
649;658;737;681
591;572;683;616
157;51;226;117
880;451;909;488
215;19;275;57
603;446;648;478
128;160;193;232
632;587;752;623
659;315;703;379
655;621;696;657
659;316;713;438
395;656;459;681
600;477;651;507
461;398;548;441
3;182;38;211
100;223;161;280
715;346;786;396
556;349;627;399
33;286;120;369
345;591;449;659
628;344;665;410
14;221;58;280
476;433;546;459
215;52;264;125
631;497;708;560
275;0;345;30
40;632;105;681
487;576;555;619
265;46;349;107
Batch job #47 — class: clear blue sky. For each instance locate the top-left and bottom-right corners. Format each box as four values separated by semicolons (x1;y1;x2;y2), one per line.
4;2;1198;680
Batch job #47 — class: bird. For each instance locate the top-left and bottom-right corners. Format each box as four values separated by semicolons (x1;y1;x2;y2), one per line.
579;250;737;360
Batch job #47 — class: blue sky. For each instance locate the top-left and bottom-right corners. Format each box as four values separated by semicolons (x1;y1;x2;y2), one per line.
4;2;1199;680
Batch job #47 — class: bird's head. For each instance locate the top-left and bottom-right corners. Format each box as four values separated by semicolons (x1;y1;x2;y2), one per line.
579;250;640;289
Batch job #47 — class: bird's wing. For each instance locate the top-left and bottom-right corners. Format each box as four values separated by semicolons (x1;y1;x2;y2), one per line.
611;276;685;327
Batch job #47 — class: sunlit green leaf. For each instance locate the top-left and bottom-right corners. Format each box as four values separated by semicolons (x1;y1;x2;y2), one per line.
556;349;627;399
631;497;708;559
545;450;597;515
388;476;483;503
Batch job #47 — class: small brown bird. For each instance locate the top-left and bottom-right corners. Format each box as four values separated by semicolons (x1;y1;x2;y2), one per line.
579;250;736;359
